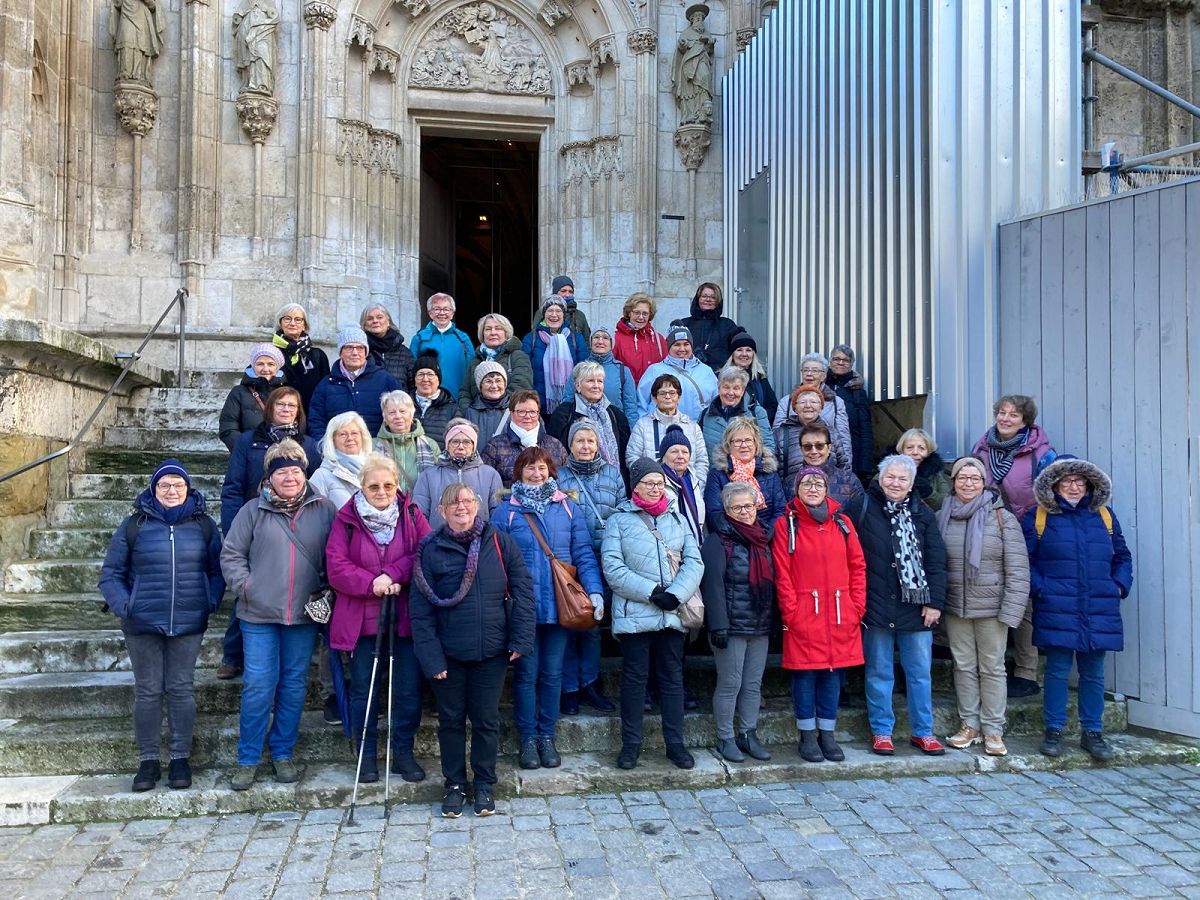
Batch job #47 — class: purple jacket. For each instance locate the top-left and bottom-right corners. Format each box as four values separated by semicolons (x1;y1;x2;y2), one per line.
971;424;1055;521
326;494;432;651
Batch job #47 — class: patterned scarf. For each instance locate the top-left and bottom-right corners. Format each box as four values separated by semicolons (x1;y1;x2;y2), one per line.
378;424;436;493
268;422;299;443
512;478;559;515
884;497;930;605
480;343;500;360
262;482;309;515
354;492;400;545
414;392;434;414
539;327;575;413
273;330;315;372
985;426;1029;482
724;517;774;607
730;456;766;508
936;491;994;585
663;465;702;540
412;518;485;608
578;397;619;467
438;450;479;472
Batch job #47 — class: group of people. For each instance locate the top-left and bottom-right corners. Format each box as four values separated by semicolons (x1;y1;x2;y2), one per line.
97;281;1134;818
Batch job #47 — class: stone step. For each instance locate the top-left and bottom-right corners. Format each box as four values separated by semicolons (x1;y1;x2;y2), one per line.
0;595;121;632
0;629;226;675
49;500;135;528
134;386;239;407
14;732;1186;825
69;472;225;500
4;558;102;594
84;447;229;474
28;528;117;559
109;405;220;430
103;426;226;452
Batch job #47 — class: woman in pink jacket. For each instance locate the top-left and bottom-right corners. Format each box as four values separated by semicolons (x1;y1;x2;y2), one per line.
326;453;431;784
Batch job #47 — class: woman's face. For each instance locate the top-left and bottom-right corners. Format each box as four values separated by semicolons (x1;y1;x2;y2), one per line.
796;475;828;509
663;445;690;475
339;344;367;371
482;320;507;348
718;379;745;408
521;460;550;486
543;304;565;329
362;467;398;511
801;434;830;466
252;356;279;379
414;368;439;398
579;372;606;403
1055;474;1089;505
279;312;306;339
800;362;826;386
446;433;475;459
480;372;507;400
953;467;984;502
628;302;652;328
725;493;758;526
571;430;599;461
590;332;613;355
334;426;363;455
384;403;413;433
363;309;390;337
654;384;680;415
829;350;853;376
994;402;1026;439
429;298;454;329
154;475;188;509
902;437;930;463
697;285;719;311
271;396;299;426
732;346;755;367
511;401;542;431
880;464;914;503
794;394;822;424
270;466;306;499
442;490;479;532
728;430;757;463
633;472;667;503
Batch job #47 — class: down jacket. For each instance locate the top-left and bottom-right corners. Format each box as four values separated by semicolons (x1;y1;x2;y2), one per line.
220;422;321;533
460;337;535;406
625;408;710;486
99;490;225;636
307;360;400;444
561;350;640;424
826;368;874;475
1022;458;1133;653
463;391;512;441
412;454;503;530
937;493;1029;627
521;324;589;408
219;372;285;451
671;296;746;371
703;446;789;533
481;426;569;486
601;497;704;635
636;355;719;420
700;519;775;638
842;481;947;632
971;424;1056;521
612;318;668;383
775;415;854;494
367;328;416;392
409;523;536;674
697;395;776;458
556;459;627;555
413;387;458;448
408;322;475;400
326;494;432;651
491;491;604;624
771;497;867;670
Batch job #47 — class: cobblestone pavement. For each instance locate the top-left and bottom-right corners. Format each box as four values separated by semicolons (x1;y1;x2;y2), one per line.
1;764;1199;899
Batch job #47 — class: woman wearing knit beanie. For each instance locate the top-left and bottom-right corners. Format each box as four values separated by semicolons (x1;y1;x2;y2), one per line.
463;360;513;440
218;344;287;452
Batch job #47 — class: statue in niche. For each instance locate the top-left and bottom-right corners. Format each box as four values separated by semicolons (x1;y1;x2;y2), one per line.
672;3;716;126
110;0;166;84
233;0;281;95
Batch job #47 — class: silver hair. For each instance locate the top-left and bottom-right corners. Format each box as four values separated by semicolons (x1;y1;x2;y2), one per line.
717;365;750;389
275;302;309;327
800;352;830;371
358;453;400;488
358;303;393;330
573;360;605;385
877;453;918;480
829;343;855;363
721;481;759;510
426;292;456;313
379;389;414;414
477;313;514;341
321;411;373;461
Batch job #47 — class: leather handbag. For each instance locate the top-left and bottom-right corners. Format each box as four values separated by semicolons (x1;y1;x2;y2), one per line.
523;513;596;632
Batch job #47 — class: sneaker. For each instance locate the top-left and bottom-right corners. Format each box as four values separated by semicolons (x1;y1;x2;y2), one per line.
536;737;561;768
871;735;894;756
272;759;300;783
473;783;496;817
579;682;616;713
167;758;192;790
1008;676;1041;698
390;753;426;783
518;737;541;770
560;690;580;716
1081;730;1114;762
216;662;242;680
946;724;981;750
909;735;946;755
132;759;160;792
323;695;342;726
665;744;695;769
441;783;466;818
616;744;640;770
983;734;1008;757
1040;727;1063;757
231;764;257;791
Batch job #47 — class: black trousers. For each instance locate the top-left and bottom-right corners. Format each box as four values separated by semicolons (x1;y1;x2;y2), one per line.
432;654;509;787
619;629;685;749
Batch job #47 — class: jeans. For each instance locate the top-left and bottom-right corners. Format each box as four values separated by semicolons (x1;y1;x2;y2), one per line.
347;634;423;758
862;627;934;737
238;621;317;765
790;668;843;731
513;623;570;739
124;631;205;761
433;654;509;786
222;604;242;667
1043;647;1107;732
711;635;769;739
945;615;1009;734
561;628;602;693
619;629;685;748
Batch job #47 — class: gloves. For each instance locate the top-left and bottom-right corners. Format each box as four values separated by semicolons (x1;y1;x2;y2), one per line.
650;587;681;611
709;629;729;650
590;593;605;622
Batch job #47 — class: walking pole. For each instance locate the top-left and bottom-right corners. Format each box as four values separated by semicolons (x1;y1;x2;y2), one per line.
382;589;397;819
346;595;391;827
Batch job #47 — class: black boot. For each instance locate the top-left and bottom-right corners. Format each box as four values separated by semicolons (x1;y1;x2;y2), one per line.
736;729;772;761
798;730;824;762
1040;727;1063;758
580;682;616;712
167;758;192;789
519;737;541;770
560;690;580;716
617;743;640;769
1081;730;1114;762
537;736;561;768
132;759;160;792
390;752;426;782
817;730;845;762
665;744;695;769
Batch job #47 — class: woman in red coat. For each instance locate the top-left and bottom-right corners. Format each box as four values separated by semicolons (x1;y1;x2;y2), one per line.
772;466;867;763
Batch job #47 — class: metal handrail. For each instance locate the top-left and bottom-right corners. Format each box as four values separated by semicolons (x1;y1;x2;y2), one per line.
0;287;188;486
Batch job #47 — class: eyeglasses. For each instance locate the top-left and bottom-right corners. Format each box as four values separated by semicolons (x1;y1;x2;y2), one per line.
430;307;453;315
655;389;679;397
364;482;397;492
955;475;983;484
447;438;474;448
274;401;299;410
638;480;666;489
513;408;540;418
830;356;852;364
342;346;366;354
1059;476;1088;487
800;367;825;375
445;498;478;508
280;315;305;324
727;503;757;514
798;479;826;490
156;481;187;493
801;442;828;451
730;437;756;446
415;371;437;379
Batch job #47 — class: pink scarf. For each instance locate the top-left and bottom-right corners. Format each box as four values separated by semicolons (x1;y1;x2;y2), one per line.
632;491;670;517
731;456;766;508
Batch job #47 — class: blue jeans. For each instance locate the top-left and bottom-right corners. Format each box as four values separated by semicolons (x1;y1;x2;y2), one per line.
561;629;602;693
791;668;843;731
514;623;570;739
1043;647;1106;732
238;621;317;765
347;634;423;757
863;627;934;738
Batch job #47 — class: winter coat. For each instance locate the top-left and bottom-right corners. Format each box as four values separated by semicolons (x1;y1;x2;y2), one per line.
775;415;855;495
219;372;285;451
613;318;668;383
491;492;604;624
745;373;779;425
556;461;627;554
671;298;746;371
463;392;512;441
602;497;704;635
414;387;458;448
481;426;569;486
521;325;589;409
546;398;631;479
772;387;854;466
220;488;337;626
309;456;366;511
703;446;789;533
220;422;322;533
700;519;775;638
368;328;416;392
99;490;225;636
561;351;640;423
842;482;947;632
325;494;432;651
409;523;536;674
971;424;1056;521
375;421;439;495
938;494;1029;627
275;340;330;413
697;395;776;459
1022;459;1133;653
459;338;534;406
412;455;504;530
625;408;710;487
910;453;951;512
637;356;719;420
307;360;400;444
408;322;475;400
826;369;875;474
771;497;867;670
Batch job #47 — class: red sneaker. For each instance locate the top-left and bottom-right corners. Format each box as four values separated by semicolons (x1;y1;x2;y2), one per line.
871;734;894;756
910;735;946;755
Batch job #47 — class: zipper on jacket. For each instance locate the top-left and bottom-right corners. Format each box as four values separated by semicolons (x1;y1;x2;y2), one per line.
812;589;819;616
835;589;842;626
168;526;177;635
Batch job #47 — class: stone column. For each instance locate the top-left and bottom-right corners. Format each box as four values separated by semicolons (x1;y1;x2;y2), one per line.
114;82;159;252
674;124;711;276
299;1;337;287
627;27;658;292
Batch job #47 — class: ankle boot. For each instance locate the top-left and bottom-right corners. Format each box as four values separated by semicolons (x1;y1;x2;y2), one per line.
537;736;561;768
736;729;771;761
798;729;824;762
716;737;745;762
132;759;160;792
665;743;695;769
817;730;845;762
617;743;640;769
519;737;541;770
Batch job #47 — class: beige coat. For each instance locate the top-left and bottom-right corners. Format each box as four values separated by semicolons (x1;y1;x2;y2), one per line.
939;498;1030;627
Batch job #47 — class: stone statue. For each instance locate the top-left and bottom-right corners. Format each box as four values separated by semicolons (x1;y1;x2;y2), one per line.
672;3;715;126
110;0;166;84
233;0;280;96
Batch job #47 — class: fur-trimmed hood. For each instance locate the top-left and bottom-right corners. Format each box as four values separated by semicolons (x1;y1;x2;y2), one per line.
711;444;779;474
1034;457;1112;513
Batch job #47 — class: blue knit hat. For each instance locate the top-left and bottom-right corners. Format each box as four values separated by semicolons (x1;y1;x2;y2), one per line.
151;459;191;491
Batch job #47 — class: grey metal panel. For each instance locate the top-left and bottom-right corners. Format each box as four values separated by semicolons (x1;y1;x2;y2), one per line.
1188;182;1200;719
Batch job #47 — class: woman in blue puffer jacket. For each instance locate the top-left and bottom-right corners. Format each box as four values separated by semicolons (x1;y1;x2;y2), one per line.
1024;457;1132;763
98;460;225;794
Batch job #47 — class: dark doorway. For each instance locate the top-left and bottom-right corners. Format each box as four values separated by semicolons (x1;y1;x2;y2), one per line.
419;136;539;335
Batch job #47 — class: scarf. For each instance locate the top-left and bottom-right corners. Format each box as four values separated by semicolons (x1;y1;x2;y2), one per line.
354;492;400;545
438;450;478;472
338;360;365;383
273;330;315;371
480;343;500;360
730;456;766;509
985;426;1029;482
512;478;558;515
262;482;309;514
884;497;930;605
334;450;366;480
378;424;435;493
510;422;539;448
663;465;702;540
414;392;434;414
268;422;299;443
567;455;606;477
803;498;829;524
578;397;619;467
539;327;575;413
725;517;774;607
632;490;669;517
412;518;485;607
936;491;993;584
365;328;401;365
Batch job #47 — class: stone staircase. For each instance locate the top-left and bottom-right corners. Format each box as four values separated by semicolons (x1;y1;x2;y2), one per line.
0;371;1189;825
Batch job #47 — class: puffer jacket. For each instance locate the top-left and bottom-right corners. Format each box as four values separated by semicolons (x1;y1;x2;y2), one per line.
671;297;746;371
613;318;668;383
307;360;400;444
700;519;775;638
625;408;710;486
602;497;704;635
697;395;776;459
219;372;285;451
938;493;1029;626
636;356;719;420
971;424;1056;521
826;368;874;475
1022;458;1133;653
220;422;321;533
491;491;604;624
414;387;458;448
309;456;365;511
521;324;589;408
326;494;431;651
409;523;536;673
703;446;788;532
460;338;534;406
915;453;951;512
771;497;867;669
220;488;337;625
775;415;854;493
367;328;415;392
556;460;627;554
412;454;504;530
772;387;854;465
744;372;780;425
463;392;512;441
481;426;569;486
561;351;640;423
546;398;631;477
408;322;475;399
842;481;947;632
99;490;225;636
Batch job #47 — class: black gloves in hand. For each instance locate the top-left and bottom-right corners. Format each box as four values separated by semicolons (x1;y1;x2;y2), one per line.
650;587;681;611
709;629;729;650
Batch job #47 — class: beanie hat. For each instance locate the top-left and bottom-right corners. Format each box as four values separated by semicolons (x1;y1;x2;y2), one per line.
542;297;568;316
666;325;693;346
248;343;285;369
730;333;757;354
552;275;575;293
567;420;602;449
414;352;441;380
794;466;829;487
658;424;692;456
949;457;987;481
629;456;664;488
443;418;478;448
336;326;369;353
474;360;508;391
151;459;191;492
790;384;825;409
590;325;613;342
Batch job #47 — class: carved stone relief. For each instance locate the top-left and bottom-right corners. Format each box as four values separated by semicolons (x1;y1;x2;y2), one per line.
114;81;159;136
591;34;618;68
736;28;756;51
303;1;337;30
673;123;711;171
348;15;377;50
539;0;572;28
336;119;403;178
368;45;401;79
560;136;624;186
565;59;594;89
396;0;430;17
236;92;279;142
626;28;657;55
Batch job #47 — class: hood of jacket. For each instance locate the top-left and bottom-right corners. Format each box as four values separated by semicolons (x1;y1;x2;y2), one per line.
826;369;865;391
1033;457;1112;513
589;350;616;366
239;371;284;391
705;394;759;420
916;452;946;479
689;296;724;319
435;453;486;472
711;444;779;475
469;390;512;411
379;417;430;442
